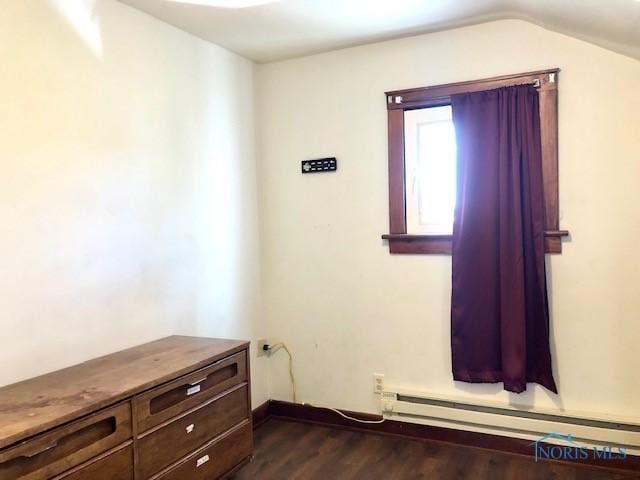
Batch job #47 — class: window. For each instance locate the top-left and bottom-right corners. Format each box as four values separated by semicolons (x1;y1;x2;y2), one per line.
404;105;456;235
382;69;568;254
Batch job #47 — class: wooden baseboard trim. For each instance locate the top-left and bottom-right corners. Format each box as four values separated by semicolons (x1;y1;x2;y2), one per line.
252;400;639;473
252;400;271;428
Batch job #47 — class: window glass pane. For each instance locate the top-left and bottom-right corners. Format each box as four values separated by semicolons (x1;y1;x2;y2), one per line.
404;106;456;234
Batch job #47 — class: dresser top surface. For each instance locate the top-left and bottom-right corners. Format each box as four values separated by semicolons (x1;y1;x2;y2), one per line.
0;335;248;450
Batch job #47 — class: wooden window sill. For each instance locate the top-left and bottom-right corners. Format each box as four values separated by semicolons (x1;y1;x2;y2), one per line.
382;231;569;255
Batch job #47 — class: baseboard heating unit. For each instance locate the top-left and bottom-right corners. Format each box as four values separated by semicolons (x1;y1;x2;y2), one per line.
380;387;640;453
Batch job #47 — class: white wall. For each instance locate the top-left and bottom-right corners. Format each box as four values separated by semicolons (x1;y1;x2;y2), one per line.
3;5;638;420
257;20;640;418
0;0;268;407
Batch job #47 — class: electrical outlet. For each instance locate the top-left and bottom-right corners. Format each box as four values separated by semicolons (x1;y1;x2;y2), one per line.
257;339;269;357
373;373;385;394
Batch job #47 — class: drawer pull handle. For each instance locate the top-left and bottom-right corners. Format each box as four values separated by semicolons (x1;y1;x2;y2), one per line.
186;423;195;434
196;454;210;468
186;385;201;396
186;377;207;396
25;442;58;458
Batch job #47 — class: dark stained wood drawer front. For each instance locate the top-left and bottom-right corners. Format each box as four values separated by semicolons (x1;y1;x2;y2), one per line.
0;403;131;480
135;351;247;433
54;445;133;480
154;422;251;480
137;385;248;479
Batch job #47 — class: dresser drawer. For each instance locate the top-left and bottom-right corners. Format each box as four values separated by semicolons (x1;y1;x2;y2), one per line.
154;422;251;480
137;385;248;479
135;351;247;433
54;445;133;480
0;403;131;480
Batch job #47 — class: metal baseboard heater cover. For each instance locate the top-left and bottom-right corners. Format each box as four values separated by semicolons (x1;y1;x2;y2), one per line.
380;388;640;449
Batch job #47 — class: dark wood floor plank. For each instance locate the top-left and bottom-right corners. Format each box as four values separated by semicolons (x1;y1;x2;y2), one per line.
236;419;640;480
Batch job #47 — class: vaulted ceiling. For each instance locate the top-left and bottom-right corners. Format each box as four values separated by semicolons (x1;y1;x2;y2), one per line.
119;0;640;63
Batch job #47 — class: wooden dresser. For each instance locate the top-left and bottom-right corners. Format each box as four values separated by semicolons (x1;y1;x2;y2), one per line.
0;336;252;479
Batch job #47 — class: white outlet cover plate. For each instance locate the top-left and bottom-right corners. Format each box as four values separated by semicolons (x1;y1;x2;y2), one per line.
373;373;385;394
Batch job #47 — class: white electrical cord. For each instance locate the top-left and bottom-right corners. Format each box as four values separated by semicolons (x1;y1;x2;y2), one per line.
268;342;297;403
302;402;386;424
267;342;385;425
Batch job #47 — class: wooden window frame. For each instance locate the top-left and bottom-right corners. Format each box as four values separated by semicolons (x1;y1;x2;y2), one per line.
382;68;569;254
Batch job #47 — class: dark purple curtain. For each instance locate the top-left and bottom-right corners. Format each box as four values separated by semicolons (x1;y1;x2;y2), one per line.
450;85;557;394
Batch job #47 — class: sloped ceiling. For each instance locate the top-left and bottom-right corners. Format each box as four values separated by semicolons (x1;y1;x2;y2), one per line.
119;0;640;63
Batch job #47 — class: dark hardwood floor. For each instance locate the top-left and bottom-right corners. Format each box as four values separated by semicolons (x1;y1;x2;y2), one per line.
236;419;639;480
